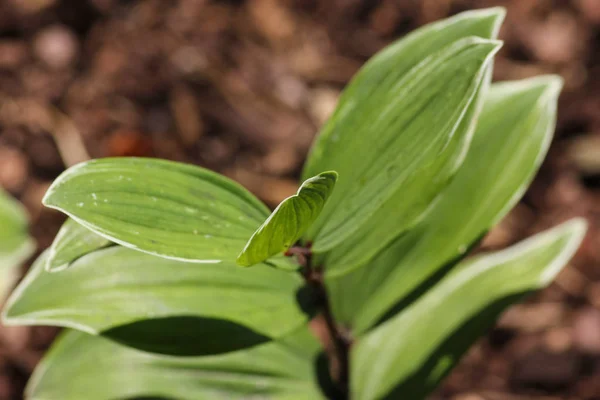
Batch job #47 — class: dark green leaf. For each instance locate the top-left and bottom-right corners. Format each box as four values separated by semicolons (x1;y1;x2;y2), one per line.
327;76;564;333
46;218;112;272
351;219;586;400
237;171;337;267
27;327;325;399
3;247;314;355
303;8;505;254
42;158;270;263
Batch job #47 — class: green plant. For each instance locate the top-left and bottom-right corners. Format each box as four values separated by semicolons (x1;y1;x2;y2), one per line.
0;188;34;299
2;7;587;400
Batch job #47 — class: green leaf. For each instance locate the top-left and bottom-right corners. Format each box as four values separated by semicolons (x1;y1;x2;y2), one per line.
27;327;326;400
0;187;34;271
351;219;586;400
237;171;338;267
3;247;314;356
46;218;112;272
303;8;505;254
42;157;270;263
327;76;564;333
0;188;34;300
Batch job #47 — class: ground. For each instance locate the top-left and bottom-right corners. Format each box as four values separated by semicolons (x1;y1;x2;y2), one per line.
0;0;599;399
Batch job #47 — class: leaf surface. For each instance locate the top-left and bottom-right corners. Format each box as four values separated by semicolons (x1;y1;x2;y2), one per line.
237;171;337;267
326;76;564;333
46;218;112;272
303;8;505;254
0;188;34;299
27;327;325;400
351;219;586;400
0;188;34;270
42;158;270;263
3;247;314;355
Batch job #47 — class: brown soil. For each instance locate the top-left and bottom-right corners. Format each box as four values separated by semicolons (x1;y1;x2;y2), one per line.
0;1;599;399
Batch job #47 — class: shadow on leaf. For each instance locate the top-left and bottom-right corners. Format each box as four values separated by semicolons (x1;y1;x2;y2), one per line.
102;316;271;356
383;292;527;399
376;231;488;328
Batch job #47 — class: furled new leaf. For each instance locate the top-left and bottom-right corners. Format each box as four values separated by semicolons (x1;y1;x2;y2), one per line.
237;171;337;267
27;327;326;400
351;219;586;400
46;218;112;272
42;158;270;263
303;8;504;254
3;247;314;355
327;76;564;333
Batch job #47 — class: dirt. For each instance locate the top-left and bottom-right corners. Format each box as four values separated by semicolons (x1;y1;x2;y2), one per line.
0;0;599;399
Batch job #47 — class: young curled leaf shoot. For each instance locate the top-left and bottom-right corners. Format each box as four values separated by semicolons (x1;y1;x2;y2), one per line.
236;171;338;267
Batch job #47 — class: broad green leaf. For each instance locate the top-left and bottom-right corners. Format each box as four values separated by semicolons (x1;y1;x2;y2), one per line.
0;188;34;271
351;218;586;400
3;247;314;356
42;157;270;263
327;76;564;333
27;327;326;400
303;8;505;254
46;218;112;272
237;171;338;267
318;68;490;275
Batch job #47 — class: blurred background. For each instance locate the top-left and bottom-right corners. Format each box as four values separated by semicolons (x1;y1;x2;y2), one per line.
0;0;599;399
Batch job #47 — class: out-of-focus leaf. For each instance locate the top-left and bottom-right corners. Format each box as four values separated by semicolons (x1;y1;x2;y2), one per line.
0;188;34;270
351;219;587;400
237;171;337;267
27;326;326;400
327;76;564;333
0;188;34;297
42;158;270;263
46;218;112;272
303;8;505;256
3;247;314;356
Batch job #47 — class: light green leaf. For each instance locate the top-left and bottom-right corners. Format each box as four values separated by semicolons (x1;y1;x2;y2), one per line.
27;327;326;400
0;188;34;299
42;157;270;263
351;219;586;400
3;247;314;356
0;188;34;271
237;171;338;267
303;8;505;254
46;218;112;272
327;76;564;333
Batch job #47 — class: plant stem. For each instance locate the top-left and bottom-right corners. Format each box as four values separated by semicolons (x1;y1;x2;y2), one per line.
320;281;350;395
288;246;351;397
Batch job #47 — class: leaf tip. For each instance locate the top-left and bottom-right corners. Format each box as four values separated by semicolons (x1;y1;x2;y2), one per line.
538;74;564;102
470;6;506;38
235;254;252;268
560;217;588;246
536;217;588;286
